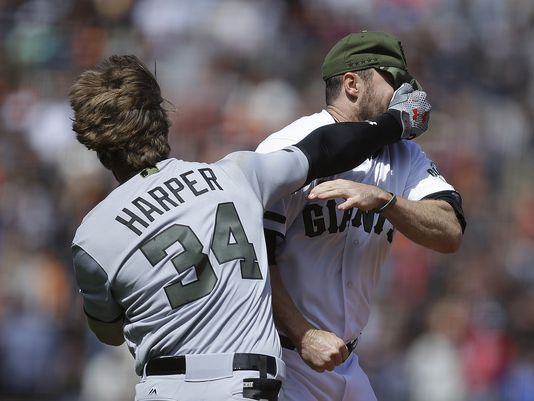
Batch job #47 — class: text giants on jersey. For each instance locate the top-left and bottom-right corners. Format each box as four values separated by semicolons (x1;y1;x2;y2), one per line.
303;200;394;242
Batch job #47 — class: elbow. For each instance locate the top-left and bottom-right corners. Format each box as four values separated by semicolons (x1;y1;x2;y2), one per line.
438;228;463;254
89;321;126;346
96;333;125;346
441;239;461;254
86;313;125;346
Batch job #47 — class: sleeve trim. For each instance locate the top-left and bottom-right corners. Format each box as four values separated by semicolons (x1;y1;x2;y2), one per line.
422;190;467;233
264;211;287;224
264;229;285;266
84;307;124;324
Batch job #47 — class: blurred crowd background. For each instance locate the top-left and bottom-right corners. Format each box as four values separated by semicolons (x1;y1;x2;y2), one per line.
0;0;533;400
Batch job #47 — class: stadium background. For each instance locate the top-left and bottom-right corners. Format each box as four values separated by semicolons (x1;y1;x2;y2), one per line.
0;0;533;400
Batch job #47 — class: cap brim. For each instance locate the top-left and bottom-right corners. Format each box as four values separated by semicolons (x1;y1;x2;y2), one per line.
380;66;422;90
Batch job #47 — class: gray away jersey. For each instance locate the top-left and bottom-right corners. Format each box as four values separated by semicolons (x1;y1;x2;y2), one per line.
72;148;308;375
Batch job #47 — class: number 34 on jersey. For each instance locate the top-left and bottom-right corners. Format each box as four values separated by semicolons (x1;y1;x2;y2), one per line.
140;202;262;309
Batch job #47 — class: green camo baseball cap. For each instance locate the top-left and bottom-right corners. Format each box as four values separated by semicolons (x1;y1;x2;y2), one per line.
321;31;421;90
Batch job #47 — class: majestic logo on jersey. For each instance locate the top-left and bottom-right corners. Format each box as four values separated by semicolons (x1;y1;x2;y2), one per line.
302;200;394;242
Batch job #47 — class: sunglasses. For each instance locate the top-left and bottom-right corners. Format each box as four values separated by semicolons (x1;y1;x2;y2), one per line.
378;66;423;91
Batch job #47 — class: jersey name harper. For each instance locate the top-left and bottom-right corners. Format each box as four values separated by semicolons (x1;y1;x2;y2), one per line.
115;167;223;236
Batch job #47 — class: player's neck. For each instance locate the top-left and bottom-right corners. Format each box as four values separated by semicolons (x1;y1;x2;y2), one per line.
326;105;360;123
112;168;138;184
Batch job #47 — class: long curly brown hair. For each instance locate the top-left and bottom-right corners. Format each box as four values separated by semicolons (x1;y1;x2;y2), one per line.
69;55;171;172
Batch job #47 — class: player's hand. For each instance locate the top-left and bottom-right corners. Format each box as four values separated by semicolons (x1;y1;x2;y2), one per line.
308;179;391;212
387;83;431;139
297;328;348;372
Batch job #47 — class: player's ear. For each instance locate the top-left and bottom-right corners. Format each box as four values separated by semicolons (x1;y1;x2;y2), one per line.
342;72;361;100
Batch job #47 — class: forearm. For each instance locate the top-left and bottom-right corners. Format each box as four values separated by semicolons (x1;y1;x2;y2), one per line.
270;263;350;371
295;111;401;185
295;83;431;184
383;197;463;253
270;265;313;343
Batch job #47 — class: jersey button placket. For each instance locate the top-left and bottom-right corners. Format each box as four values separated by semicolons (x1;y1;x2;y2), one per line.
342;231;356;338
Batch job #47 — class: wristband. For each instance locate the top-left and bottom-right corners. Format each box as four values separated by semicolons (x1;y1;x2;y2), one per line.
373;192;397;214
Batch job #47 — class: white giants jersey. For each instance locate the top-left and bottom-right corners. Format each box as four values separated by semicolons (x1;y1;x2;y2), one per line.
72;149;309;375
256;110;456;342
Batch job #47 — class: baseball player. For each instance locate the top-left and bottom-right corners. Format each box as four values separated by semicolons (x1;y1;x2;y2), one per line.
256;31;466;401
69;54;430;401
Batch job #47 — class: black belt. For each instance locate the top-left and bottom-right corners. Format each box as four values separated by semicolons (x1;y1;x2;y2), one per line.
280;335;358;354
145;353;277;378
